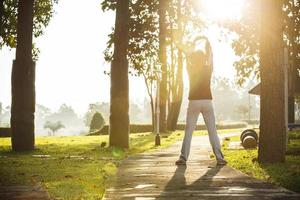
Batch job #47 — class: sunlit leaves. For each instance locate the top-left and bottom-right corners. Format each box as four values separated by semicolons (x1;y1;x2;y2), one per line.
225;0;300;86
101;0;117;11
102;0;160;77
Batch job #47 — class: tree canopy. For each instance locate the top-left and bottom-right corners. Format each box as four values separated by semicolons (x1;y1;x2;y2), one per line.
225;0;300;85
0;0;58;57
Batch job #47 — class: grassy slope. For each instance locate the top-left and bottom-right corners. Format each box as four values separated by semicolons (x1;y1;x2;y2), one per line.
223;131;300;193
0;129;240;199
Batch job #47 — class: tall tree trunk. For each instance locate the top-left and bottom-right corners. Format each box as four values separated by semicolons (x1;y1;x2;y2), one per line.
109;0;130;148
158;0;168;133
142;72;155;132
167;0;184;131
150;97;155;132
258;0;287;163
287;1;298;124
169;49;184;131
167;40;175;130
11;0;35;151
0;0;4;33
288;64;296;124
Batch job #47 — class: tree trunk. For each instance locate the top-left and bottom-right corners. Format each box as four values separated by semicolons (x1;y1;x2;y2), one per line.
11;0;35;152
287;1;297;124
169;49;184;131
142;72;155;132
109;0;130;148
167;41;175;130
158;0;168;133
167;0;184;131
0;0;4;32
150;96;155;132
258;0;287;163
288;85;295;124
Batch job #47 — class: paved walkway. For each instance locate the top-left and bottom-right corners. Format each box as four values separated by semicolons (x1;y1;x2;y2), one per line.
104;134;300;200
0;184;50;200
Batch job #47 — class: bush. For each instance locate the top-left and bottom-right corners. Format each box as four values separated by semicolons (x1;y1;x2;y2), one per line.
89;124;154;135
88;123;247;135
89;112;105;133
0;128;11;137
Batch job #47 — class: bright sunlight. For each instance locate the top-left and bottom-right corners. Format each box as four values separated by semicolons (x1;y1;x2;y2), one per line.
199;0;246;21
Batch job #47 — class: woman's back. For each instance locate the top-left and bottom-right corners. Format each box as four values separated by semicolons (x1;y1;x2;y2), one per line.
187;50;212;100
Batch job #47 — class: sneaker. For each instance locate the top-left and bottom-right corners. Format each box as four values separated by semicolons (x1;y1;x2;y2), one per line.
217;158;227;165
175;158;186;166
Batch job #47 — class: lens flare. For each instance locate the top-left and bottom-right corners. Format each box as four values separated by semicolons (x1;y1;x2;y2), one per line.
198;0;245;21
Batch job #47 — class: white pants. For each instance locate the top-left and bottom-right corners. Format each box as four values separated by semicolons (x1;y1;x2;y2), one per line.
180;100;224;161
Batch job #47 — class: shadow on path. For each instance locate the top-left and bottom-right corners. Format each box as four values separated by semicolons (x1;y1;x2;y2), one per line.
104;135;300;200
159;164;224;199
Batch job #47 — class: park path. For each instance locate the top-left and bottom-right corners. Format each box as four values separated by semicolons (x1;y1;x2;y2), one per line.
104;134;300;200
0;184;50;200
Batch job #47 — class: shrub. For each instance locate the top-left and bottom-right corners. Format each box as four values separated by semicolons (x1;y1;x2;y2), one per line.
89;112;105;133
88;123;247;135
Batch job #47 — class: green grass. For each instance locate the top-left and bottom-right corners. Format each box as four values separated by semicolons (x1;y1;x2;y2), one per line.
0;132;184;199
223;131;300;193
0;128;241;199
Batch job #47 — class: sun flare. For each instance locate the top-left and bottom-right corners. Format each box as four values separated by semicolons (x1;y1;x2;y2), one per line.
200;0;245;21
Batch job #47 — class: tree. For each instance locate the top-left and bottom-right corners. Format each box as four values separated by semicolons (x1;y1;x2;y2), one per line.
0;102;2;116
0;0;58;50
296;97;300;122
89;112;105;132
167;0;184;131
225;0;300;86
0;102;2;125
258;0;287;163
158;0;168;132
3;0;57;151
102;0;160;132
109;0;130;148
84;103;109;127
224;0;300;124
44;104;81;128
10;0;35;151
102;0;206;133
44;121;64;136
236;104;250;120
285;0;300;123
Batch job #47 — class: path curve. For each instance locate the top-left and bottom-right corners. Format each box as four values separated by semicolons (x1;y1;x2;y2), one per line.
104;134;300;200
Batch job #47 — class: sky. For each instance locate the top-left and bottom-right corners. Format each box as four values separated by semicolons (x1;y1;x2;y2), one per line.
0;0;242;115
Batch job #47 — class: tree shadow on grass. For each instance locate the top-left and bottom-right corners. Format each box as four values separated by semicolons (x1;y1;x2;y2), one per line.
0;142;112;158
257;159;300;193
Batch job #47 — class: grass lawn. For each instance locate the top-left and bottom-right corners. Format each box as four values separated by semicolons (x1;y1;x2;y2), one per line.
0;129;241;199
0;132;182;199
223;130;300;193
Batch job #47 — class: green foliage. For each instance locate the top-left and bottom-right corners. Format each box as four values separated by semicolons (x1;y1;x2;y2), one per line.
101;0;206;76
84;103;108;127
89;112;105;132
101;0;116;11
102;0;160;76
0;0;58;60
225;0;300;85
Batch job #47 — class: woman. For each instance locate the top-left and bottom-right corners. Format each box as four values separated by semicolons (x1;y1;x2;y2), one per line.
175;36;227;166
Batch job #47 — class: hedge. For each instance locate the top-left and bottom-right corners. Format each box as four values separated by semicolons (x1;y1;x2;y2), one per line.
0;128;11;137
88;123;247;135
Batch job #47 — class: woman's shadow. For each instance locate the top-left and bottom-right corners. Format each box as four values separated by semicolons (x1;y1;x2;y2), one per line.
159;164;224;198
